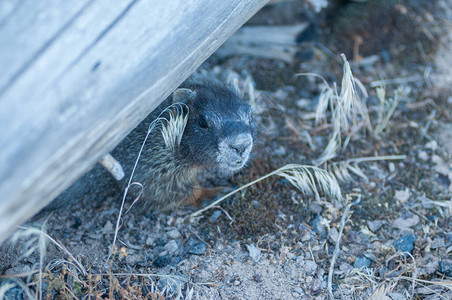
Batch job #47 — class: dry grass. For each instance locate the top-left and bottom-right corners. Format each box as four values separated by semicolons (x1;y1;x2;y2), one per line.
192;163;343;217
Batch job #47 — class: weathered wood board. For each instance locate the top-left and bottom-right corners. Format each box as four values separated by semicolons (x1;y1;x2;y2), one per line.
0;0;268;242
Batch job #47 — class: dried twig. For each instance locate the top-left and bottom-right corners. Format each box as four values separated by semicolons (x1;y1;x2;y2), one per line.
328;194;361;300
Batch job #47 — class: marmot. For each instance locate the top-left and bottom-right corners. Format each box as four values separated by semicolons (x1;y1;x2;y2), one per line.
52;79;255;212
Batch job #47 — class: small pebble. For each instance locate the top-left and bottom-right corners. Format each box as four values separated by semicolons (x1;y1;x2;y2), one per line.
167;229;181;239
170;256;182;266
293;287;304;295
209;210;222;222
446;232;452;247
392;215;419;230
394;189;411;205
367;220;383;232
145;253;154;262
233;280;241;286
354;257;371;269
430;237;445;249
125;254;143;266
328;227;339;243
312;215;327;238
253;274;263;282
439;259;452;276
185;238;207;255
153;255;171;268
425;140;438;151
309;203;322;215
164;240;179;255
394;234;416;253
304;260;318;275
388;162;395;173
418;150;428;161
246;244;261;263
103;221;113;232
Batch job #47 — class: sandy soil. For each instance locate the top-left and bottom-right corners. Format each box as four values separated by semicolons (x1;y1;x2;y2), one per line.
1;1;452;299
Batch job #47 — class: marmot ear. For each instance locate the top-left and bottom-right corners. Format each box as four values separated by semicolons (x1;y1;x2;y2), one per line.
172;88;197;104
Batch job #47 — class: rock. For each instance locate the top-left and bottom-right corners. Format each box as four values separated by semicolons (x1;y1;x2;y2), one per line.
185;238;207;255
246;244;261;263
153;255;171;268
304;260;318;275
392;215;419;230
394;234;416;253
309;203;323;214
252;274;263;283
164;240;179;255
439;259;452;276
4;265;31;276
102;221;113;232
388;162;395;173
312;215;327;238
353;257;371;269
394;189;411;205
294;287;303;294
145;253;154;263
328;227;339;243
170;256;182;266
167;229;181;239
426;140;438;151
446;232;452;247
209;210;222;222
432;155;449;175
367;220;384;232
125;254;143;266
418;150;429;161
430;237;445;249
422;260;439;275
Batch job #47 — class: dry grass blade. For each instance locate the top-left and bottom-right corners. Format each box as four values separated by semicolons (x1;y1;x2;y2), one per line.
16;226;87;277
328;155;407;182
108;102;189;264
299;54;371;165
373;86;404;136
339;53;356;119
192;164;342;217
315;131;340;166
328;194;361;300
369;282;396;300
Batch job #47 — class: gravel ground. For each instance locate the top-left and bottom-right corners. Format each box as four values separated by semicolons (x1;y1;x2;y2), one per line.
1;1;452;299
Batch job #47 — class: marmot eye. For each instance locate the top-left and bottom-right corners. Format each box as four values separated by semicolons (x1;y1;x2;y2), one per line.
198;115;208;129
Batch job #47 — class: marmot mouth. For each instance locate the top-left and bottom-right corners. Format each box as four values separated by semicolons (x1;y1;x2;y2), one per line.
219;157;249;173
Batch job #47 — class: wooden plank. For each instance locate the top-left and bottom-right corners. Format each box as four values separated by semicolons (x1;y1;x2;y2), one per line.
0;0;92;93
0;0;269;242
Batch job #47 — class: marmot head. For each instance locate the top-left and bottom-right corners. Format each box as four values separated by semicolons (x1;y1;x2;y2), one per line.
172;82;255;173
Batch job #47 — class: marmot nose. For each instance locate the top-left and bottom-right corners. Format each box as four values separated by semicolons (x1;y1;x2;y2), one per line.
228;141;251;156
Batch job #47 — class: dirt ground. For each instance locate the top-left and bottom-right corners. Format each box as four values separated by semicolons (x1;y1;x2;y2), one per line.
1;0;452;299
